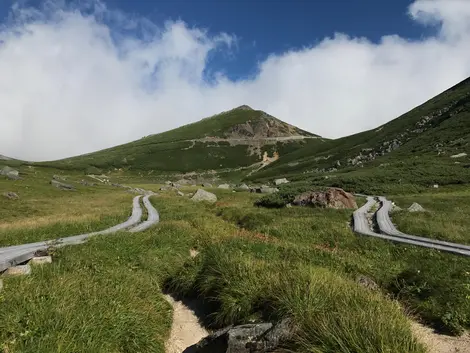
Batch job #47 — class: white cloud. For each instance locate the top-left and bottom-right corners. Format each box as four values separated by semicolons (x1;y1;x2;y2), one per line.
0;0;470;161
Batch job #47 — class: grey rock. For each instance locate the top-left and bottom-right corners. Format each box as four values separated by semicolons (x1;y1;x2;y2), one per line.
236;183;250;191
0;166;18;177
80;179;95;186
274;178;289;186
202;183;213;188
260;187;279;194
450;152;467;158
30;256;52;265
356;275;379;291
2;192;19;200
51;179;75;191
177;191;185;197
52;174;66;181
218;184;231;189
186;319;294;353
191;189;217;203
4;264;31;277
408;203;426;212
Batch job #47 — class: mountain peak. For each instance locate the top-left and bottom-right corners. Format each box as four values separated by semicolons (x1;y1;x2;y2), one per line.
234;105;253;111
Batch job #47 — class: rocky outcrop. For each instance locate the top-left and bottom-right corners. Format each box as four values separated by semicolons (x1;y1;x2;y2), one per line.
191;189;217;203
185;319;294;353
293;188;357;209
50;180;75;191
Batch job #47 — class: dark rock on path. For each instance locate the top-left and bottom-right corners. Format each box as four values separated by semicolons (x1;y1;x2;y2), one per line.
184;319;294;353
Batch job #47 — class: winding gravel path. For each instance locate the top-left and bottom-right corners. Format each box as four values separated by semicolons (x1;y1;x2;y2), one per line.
353;196;470;256
0;194;160;272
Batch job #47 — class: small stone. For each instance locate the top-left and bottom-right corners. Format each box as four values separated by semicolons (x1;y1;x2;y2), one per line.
286;203;292;208
356;275;379;291
274;178;289;186
51;179;75;191
2;192;19;200
236;183;250;191
30;256;52;265
218;184;230;189
3;264;31;277
177;191;185;197
408;202;426;212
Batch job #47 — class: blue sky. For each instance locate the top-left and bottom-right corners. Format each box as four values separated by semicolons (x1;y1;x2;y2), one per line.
0;0;431;80
102;0;430;80
0;0;470;160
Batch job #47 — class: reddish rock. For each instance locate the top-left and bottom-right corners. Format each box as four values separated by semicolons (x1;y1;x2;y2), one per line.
293;187;357;209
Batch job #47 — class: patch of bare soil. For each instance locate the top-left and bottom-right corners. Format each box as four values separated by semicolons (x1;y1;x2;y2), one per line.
412;322;470;353
164;295;208;353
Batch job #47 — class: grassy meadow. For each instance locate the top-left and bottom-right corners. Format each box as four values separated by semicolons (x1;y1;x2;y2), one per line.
1;169;469;352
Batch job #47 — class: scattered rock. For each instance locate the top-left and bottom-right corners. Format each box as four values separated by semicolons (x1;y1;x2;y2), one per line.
218;184;231;189
2;192;19;200
3;264;31;277
160;186;171;191
0;166;18;177
260;187;279;194
187;193;194;197
286;203;292;208
30;256;52;265
177;191;185;197
450;152;467;158
433;184;439;189
202;183;213;188
274;178;289;186
293;188;357;209
408;203;426;212
1;166;20;180
356;275;379;291
51;179;75;191
187;319;295;353
80;179;95;186
191;189;217;203
190;249;199;258
236;183;250;191
52;174;66;181
391;202;402;212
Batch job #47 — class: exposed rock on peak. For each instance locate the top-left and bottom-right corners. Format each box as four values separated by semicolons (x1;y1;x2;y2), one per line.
235;105;254;111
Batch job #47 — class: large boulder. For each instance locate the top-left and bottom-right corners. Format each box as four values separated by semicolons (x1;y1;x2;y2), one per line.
218;184;231;189
51;180;75;191
191;189;217;203
274;178;289;186
1;166;20;180
185;319;294;353
293;187;357;209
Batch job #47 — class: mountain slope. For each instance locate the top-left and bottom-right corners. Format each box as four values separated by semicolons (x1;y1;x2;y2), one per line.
251;77;470;190
38;106;322;174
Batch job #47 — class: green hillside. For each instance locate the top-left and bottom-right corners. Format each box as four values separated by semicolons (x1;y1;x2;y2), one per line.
250;77;470;193
36;105;322;175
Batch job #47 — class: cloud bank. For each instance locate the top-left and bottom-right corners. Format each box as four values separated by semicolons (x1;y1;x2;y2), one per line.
1;0;470;161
